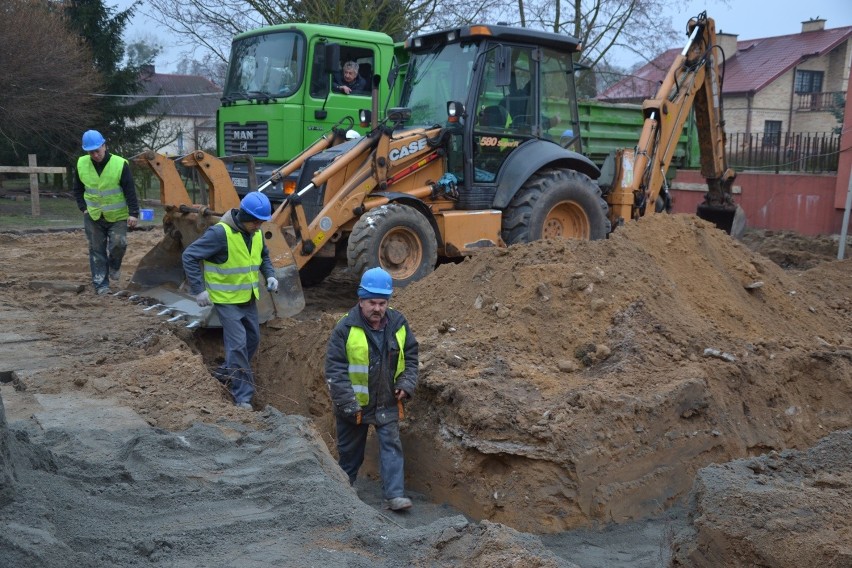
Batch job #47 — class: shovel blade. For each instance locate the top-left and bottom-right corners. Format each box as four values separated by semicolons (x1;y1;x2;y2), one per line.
268;264;306;318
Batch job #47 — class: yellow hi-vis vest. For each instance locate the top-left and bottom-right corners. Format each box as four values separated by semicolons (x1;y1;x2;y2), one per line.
345;323;406;406
77;154;129;222
203;222;262;304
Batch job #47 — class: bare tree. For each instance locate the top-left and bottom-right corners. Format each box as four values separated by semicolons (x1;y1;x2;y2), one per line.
0;0;101;161
140;0;695;99
141;0;484;65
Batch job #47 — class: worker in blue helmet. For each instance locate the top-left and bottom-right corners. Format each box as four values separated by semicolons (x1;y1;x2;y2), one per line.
181;192;278;410
73;129;140;295
324;267;419;511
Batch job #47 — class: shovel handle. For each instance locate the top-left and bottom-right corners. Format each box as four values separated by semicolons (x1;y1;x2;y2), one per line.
397;399;404;420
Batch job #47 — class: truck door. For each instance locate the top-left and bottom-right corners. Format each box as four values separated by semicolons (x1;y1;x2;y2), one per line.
305;41;377;139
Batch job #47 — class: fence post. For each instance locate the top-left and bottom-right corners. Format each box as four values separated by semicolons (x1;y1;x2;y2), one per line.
28;154;41;217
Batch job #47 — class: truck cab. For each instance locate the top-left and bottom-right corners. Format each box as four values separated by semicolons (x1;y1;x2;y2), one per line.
217;23;404;201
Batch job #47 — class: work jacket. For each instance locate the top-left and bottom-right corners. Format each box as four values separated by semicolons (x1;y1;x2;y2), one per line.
325;304;418;424
77;154;129;222
203;221;262;304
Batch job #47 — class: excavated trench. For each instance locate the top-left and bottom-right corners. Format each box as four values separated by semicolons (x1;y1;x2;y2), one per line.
185;216;852;534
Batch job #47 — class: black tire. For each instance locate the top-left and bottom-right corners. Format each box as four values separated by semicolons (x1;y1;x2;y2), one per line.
299;256;337;287
347;203;438;287
502;168;610;244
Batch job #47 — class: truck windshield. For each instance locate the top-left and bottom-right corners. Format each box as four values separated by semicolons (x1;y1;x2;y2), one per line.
400;42;478;127
223;32;305;99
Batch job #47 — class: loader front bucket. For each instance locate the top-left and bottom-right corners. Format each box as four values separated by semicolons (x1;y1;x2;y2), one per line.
131;204;219;289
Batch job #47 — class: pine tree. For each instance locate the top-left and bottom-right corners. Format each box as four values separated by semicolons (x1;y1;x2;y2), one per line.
63;0;156;157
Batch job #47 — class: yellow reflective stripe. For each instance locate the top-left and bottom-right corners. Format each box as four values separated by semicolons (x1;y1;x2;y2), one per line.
85;187;123;197
203;264;261;275
98;202;127;211
394;326;406;379
206;282;259;291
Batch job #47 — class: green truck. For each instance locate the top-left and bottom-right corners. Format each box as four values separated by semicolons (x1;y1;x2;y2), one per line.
218;23;696;197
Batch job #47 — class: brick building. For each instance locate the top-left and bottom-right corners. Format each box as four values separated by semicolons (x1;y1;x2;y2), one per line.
598;18;852;138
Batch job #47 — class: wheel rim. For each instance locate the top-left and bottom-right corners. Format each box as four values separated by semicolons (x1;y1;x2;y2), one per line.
378;227;423;280
543;201;590;239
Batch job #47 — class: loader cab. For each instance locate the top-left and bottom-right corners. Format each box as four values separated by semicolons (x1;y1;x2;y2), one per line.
399;25;583;208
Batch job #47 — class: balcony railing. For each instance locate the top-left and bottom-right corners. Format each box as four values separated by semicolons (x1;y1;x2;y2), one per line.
795;91;845;111
726;131;841;173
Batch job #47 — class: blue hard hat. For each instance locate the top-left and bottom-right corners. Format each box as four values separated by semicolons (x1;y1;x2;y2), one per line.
358;267;393;298
82;130;106;151
239;192;273;221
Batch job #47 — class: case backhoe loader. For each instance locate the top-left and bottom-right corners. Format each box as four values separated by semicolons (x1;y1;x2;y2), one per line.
131;13;742;326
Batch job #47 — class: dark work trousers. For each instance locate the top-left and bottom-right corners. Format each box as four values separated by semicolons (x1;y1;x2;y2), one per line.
336;416;405;500
213;301;260;405
83;213;127;292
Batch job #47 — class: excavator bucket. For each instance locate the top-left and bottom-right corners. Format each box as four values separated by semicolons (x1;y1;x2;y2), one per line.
695;177;746;239
696;203;747;239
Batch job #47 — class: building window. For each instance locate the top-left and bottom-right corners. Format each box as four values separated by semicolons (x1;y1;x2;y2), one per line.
794;70;823;93
764;120;782;146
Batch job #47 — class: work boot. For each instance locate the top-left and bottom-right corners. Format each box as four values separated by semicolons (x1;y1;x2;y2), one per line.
109;269;121;284
96;287;111;296
386;497;412;511
236;402;253;410
212;366;232;387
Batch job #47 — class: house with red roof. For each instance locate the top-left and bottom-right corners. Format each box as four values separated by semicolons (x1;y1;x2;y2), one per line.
598;18;852;138
137;65;222;156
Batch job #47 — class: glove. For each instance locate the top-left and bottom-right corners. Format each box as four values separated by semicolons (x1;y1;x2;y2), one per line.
266;276;279;292
195;291;211;307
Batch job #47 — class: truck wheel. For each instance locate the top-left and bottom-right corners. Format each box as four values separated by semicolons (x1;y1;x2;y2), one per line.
347;203;438;287
299;257;336;287
502;168;610;244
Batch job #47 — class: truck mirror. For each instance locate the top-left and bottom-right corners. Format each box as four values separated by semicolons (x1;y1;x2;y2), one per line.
324;43;340;74
495;45;512;87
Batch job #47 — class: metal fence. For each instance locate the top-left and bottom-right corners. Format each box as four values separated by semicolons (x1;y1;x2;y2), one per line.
726;131;841;174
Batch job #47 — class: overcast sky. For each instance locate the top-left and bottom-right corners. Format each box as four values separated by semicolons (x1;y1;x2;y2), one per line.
668;0;852;39
118;0;852;72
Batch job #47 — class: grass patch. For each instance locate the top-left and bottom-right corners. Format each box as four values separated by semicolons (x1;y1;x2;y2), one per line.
0;194;163;231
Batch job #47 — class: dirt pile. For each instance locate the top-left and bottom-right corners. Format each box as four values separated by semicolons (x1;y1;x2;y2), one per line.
259;214;852;532
672;429;852;567
1;216;850;566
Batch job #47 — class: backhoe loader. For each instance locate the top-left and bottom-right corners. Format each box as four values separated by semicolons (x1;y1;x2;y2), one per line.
131;13;741;326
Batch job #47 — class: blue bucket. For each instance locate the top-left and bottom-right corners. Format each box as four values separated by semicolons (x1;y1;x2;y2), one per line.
139;209;154;221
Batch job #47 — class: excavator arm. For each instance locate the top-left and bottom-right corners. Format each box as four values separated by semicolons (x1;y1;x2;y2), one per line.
607;12;744;235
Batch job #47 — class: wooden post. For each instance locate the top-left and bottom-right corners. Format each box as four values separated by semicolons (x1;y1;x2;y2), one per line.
28;154;40;217
0;158;66;219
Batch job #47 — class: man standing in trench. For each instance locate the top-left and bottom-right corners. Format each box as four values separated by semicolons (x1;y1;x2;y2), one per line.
73;129;139;295
181;192;279;410
325;267;419;511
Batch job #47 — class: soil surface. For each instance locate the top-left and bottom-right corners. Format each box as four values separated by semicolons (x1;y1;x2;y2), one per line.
1;216;850;567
